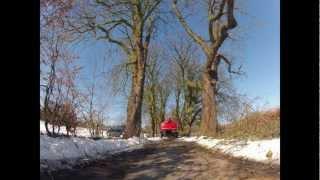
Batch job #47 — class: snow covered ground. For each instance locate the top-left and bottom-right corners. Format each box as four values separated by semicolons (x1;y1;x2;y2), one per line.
179;136;280;165
40;135;148;171
40;121;150;172
40;120;279;172
146;137;162;141
40;120;107;137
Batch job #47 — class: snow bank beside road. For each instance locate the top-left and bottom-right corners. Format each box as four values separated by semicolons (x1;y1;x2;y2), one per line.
40;135;147;171
179;136;280;165
40;120;107;137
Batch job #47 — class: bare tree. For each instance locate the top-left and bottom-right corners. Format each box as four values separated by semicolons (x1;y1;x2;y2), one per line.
144;46;170;137
40;28;67;136
144;57;159;137
65;0;163;138
40;0;78;136
58;54;82;136
172;0;242;136
83;65;108;137
157;78;170;124
167;37;202;135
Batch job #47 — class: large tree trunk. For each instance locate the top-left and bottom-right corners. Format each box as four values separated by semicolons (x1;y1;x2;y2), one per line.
123;7;147;138
199;70;218;136
124;68;145;138
123;51;146;138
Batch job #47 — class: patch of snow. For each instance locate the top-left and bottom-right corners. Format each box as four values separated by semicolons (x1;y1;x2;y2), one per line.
40;134;150;172
179;136;280;165
147;137;162;141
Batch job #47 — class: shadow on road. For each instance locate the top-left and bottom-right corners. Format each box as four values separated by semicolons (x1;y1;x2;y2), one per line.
40;140;280;180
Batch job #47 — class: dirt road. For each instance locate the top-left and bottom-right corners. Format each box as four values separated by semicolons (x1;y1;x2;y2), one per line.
40;140;280;180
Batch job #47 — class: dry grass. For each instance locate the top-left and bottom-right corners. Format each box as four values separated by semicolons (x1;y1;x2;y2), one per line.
217;108;280;140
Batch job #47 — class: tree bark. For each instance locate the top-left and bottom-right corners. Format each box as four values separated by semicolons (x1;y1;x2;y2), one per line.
123;4;146;138
123;50;146;138
200;68;218;136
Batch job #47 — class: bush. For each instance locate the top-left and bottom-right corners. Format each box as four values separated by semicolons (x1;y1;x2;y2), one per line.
217;108;280;140
41;101;79;137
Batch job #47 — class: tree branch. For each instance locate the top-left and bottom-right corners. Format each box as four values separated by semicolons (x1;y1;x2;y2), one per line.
208;0;225;43
101;19;132;29
144;17;155;53
143;0;162;23
96;23;130;55
210;0;226;21
221;0;237;31
217;54;243;75
172;0;210;55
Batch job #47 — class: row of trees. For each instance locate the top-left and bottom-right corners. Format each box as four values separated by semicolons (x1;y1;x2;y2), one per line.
144;46;171;137
40;0;243;138
40;0;107;137
143;37;244;137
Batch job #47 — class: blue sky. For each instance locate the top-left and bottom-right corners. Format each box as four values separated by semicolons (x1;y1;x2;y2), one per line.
233;0;280;109
71;0;280;125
